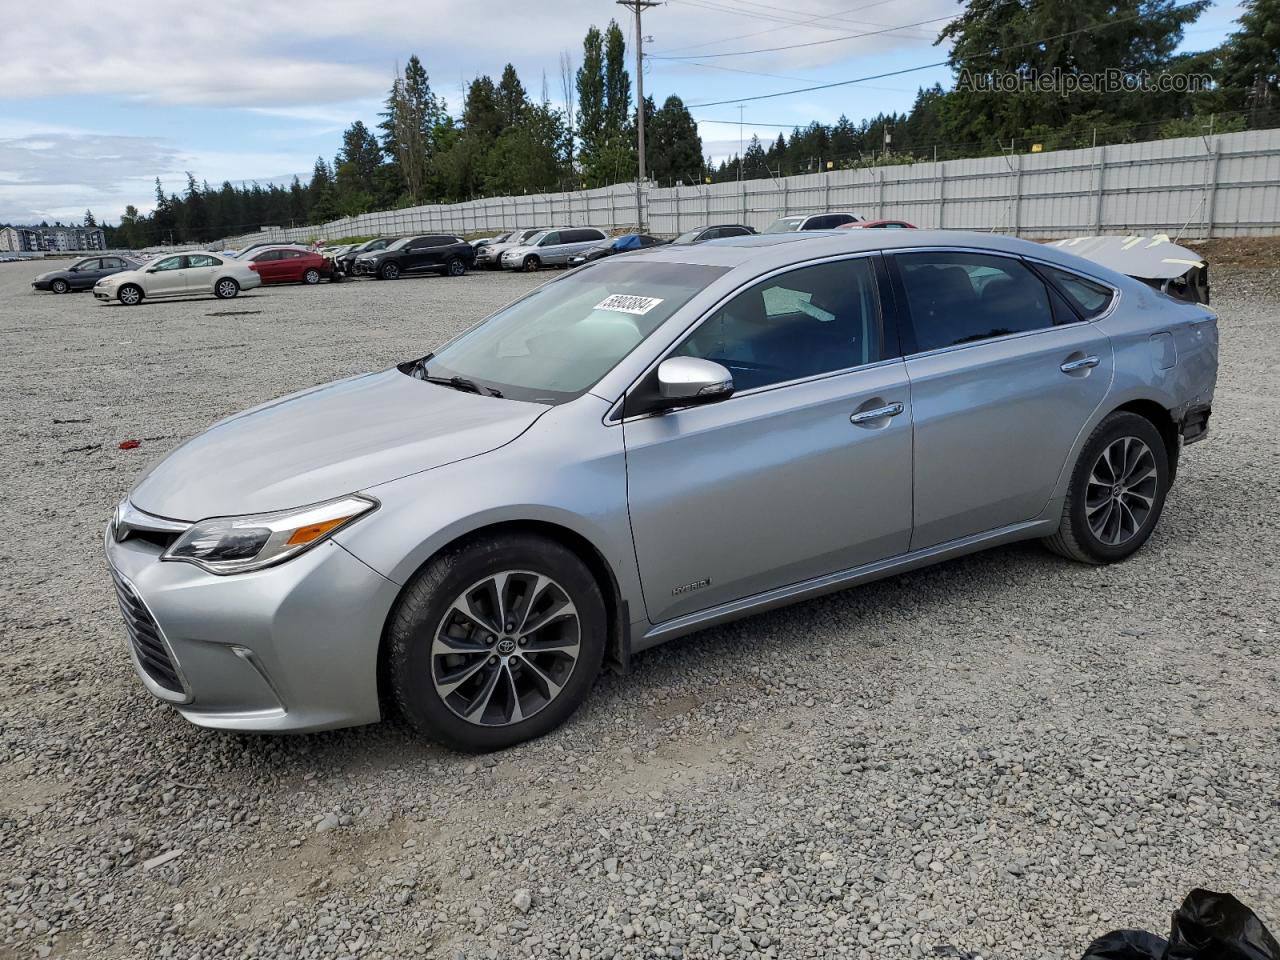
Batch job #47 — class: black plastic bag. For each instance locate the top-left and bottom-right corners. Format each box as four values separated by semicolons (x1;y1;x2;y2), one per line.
1082;890;1279;960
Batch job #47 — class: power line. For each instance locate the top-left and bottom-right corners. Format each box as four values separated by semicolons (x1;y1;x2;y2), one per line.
654;0;906;56
650;12;957;61
666;0;937;39
686;0;1206;107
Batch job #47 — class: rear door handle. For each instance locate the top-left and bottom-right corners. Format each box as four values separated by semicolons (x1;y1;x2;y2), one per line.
1060;355;1100;373
850;402;904;425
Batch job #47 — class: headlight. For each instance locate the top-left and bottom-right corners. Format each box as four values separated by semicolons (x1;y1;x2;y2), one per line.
162;495;376;575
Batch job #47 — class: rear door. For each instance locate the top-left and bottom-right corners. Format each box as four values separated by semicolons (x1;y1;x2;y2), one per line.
889;249;1114;549
183;253;221;294
624;254;913;624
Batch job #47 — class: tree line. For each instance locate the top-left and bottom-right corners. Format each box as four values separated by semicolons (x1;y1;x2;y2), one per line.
49;0;1280;245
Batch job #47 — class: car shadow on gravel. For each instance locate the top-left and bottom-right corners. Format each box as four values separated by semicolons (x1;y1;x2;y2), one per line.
170;537;1063;777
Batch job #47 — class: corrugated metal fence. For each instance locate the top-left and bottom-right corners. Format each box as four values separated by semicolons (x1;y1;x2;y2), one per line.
218;128;1280;249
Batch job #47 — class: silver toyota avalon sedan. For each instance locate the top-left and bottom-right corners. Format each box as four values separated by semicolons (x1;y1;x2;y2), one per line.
104;230;1218;751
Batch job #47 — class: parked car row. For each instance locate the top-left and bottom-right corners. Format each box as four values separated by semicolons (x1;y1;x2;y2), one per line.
28;215;921;304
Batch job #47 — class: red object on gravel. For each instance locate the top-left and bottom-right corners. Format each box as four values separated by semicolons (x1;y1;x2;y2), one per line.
118;440;140;450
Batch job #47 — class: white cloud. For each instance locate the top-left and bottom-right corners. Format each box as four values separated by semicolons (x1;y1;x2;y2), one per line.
0;0;956;109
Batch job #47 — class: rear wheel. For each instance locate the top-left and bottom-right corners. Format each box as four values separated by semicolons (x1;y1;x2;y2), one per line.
118;284;143;306
302;268;322;285
214;277;240;300
51;278;69;294
388;534;606;752
1043;411;1169;564
446;256;466;277
521;255;540;273
379;262;400;280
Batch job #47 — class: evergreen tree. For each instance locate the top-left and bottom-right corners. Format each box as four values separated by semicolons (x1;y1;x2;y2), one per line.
576;26;607;180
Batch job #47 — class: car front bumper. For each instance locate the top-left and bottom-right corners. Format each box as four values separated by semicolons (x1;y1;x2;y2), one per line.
94;287;116;301
103;515;399;732
32;280;52;291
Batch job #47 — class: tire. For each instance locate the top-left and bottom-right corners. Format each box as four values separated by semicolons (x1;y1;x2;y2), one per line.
388;534;607;752
214;278;240;300
117;284;143;306
521;256;540;273
379;262;401;280
50;278;69;294
1043;411;1169;564
302;268;322;285
445;256;466;277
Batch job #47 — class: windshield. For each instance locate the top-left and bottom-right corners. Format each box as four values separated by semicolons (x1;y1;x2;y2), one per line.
384;237;413;251
764;217;804;233
422;259;730;402
520;231;548;247
672;229;703;244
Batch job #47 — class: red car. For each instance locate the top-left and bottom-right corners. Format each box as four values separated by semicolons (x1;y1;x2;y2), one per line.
245;246;333;285
839;219;916;229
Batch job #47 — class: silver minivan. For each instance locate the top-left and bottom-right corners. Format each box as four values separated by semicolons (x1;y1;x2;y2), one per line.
501;227;608;271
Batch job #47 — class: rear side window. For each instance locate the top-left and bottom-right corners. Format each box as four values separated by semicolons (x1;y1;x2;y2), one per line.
187;254;218;268
674;257;883;391
1040;265;1114;319
895;252;1069;352
807;214;856;229
720;226;752;237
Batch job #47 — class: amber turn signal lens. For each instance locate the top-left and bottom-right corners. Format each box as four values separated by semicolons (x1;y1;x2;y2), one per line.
285;516;352;546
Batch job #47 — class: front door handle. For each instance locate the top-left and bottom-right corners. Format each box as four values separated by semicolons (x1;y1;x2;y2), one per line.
1060;355;1100;373
850;401;904;425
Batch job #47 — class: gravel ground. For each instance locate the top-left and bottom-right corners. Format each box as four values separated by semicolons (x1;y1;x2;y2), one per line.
1;261;1277;960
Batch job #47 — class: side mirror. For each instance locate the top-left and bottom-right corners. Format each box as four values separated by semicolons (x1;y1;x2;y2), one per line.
145;267;158;273
656;357;734;407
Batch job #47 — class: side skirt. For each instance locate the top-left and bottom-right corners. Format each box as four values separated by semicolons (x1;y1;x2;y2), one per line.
635;517;1058;652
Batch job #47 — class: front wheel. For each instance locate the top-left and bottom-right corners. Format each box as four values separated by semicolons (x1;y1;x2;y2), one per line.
117;284;143;306
302;268;322;284
51;278;69;294
388;534;607;752
1043;411;1169;564
214;278;240;299
521;256;540;273
445;257;466;277
379;262;400;280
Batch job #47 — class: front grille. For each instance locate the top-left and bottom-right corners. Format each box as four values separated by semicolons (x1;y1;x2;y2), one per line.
111;574;183;694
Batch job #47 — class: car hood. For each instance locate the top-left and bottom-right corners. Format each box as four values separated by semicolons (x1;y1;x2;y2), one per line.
503;245;536;257
97;269;143;285
128;368;548;520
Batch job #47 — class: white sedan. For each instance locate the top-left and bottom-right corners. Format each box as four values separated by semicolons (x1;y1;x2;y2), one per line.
94;252;261;306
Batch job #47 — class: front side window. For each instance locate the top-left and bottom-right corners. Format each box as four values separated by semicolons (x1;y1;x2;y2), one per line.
423;260;729;402
75;259;101;271
153;256;183;272
895;251;1062;352
674;257;883;392
539;232;562;246
253;251;280;262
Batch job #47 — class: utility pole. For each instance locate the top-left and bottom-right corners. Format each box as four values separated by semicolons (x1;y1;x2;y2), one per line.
618;0;659;230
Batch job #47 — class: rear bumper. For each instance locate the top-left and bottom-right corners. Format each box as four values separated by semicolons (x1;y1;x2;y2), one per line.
1180;403;1211;444
103;518;399;733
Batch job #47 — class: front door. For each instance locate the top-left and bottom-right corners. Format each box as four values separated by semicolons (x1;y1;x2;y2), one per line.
146;255;187;296
890;250;1114;549
624;255;913;624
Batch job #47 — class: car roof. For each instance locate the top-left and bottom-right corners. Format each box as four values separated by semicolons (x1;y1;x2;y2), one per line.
632;229;1134;284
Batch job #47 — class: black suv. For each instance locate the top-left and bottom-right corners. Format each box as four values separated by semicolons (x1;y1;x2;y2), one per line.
355;235;475;280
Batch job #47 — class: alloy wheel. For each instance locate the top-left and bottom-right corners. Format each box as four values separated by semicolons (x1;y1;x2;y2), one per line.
119;286;141;305
52;279;68;294
1086;436;1157;546
382;264;399;280
431;571;582;727
448;258;465;276
216;279;238;298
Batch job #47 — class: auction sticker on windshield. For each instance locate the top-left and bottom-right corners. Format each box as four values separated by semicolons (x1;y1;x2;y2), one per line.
595;294;665;316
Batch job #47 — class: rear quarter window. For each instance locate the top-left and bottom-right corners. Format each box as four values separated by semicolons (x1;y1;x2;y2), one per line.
1040;265;1115;319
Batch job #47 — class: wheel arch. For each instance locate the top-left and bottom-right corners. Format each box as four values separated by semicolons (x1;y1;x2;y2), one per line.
375;517;630;720
1111;397;1181;482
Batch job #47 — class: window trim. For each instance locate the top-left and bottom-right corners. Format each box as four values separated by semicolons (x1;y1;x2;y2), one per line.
610;250;900;423
885;246;1120;361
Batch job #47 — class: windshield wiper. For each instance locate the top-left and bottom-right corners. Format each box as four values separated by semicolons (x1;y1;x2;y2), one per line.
422;370;504;398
